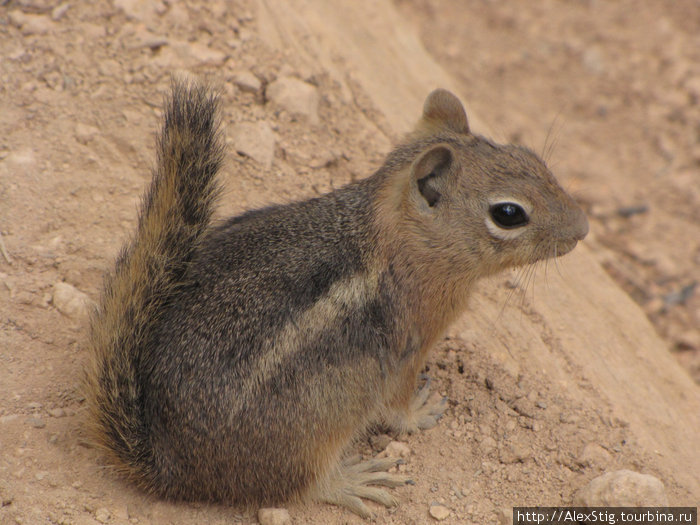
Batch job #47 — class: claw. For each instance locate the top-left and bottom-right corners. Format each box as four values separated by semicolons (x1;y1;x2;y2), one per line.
317;457;411;517
389;377;449;435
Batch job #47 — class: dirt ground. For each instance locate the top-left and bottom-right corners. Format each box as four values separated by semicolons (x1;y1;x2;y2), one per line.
0;1;698;524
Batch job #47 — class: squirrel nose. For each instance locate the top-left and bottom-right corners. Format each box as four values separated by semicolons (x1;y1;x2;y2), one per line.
574;209;589;241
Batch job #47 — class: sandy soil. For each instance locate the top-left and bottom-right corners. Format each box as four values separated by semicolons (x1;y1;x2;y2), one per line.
1;1;698;524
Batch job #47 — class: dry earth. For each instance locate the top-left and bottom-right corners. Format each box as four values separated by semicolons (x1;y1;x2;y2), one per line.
0;1;698;524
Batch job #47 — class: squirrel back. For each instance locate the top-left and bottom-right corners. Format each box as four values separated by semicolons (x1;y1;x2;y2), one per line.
85;82;587;514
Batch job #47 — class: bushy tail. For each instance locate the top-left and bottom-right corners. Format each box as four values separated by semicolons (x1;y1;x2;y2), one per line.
84;81;224;489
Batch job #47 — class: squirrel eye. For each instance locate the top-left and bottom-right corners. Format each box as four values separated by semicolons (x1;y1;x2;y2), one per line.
489;202;529;229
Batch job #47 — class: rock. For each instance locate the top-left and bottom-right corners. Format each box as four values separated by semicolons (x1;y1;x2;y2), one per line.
113;0;159;22
499;442;531;464
233;70;262;94
429;503;450;520
158;40;228;68
51;3;70;21
0;478;15;507
258;507;291;525
8;10;54;35
574;470;668;507
95;507;111;523
231;121;275;168
559;412;579;424
48;408;66;418
577;443;612;468
267;77;319;123
383;440;411;458
512;398;536;418
184;41;227;66
26;416;45;428
166;2;190;26
497;507;513;525
113;505;130;521
4;148;36;171
52;282;93;319
479;436;497;455
75;123;100;145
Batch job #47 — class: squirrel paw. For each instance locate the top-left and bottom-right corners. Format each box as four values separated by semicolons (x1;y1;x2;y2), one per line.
317;457;411;518
385;376;448;435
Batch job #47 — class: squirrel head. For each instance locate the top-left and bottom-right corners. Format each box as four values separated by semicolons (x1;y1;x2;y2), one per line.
379;89;588;280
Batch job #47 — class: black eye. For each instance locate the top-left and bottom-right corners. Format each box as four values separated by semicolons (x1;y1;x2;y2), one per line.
489;202;529;229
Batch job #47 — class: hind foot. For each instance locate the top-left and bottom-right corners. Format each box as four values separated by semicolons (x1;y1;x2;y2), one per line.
316;457;412;518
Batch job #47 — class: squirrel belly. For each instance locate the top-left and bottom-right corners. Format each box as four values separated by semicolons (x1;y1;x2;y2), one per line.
84;82;588;516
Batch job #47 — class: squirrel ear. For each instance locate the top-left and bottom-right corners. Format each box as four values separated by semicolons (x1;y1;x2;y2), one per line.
411;144;454;208
422;89;470;135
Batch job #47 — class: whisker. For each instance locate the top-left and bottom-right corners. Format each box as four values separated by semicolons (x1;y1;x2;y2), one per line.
542;113;565;164
498;262;530;326
553;243;565;279
522;247;540;307
528;260;540;305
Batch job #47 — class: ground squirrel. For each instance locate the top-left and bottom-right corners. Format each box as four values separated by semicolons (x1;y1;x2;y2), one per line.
84;81;588;517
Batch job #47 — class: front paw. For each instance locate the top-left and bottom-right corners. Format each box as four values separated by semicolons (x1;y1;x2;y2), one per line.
386;377;447;435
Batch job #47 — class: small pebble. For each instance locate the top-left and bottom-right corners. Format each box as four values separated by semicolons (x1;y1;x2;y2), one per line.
498;507;513;525
267;76;319;124
51;3;70;21
233;71;262;94
512;398;535;418
113;0;156;22
26;417;45;429
479;436;497;455
429;503;450;520
185;42;227;66
8;10;54;35
383;440;411;458
559;412;579;424
499;442;531;464
231;121;275;168
75;122;100;145
577;442;612;468
574;469;668;506
52;282;93;319
95;507;111;523
48;408;66;418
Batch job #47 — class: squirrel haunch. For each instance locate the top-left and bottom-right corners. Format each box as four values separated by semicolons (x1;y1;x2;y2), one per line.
84;82;588;517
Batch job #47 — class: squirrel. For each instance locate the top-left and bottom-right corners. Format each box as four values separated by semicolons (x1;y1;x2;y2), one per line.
84;81;588;518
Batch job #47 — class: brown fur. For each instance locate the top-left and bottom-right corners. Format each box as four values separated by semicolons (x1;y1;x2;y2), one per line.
84;82;588;517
